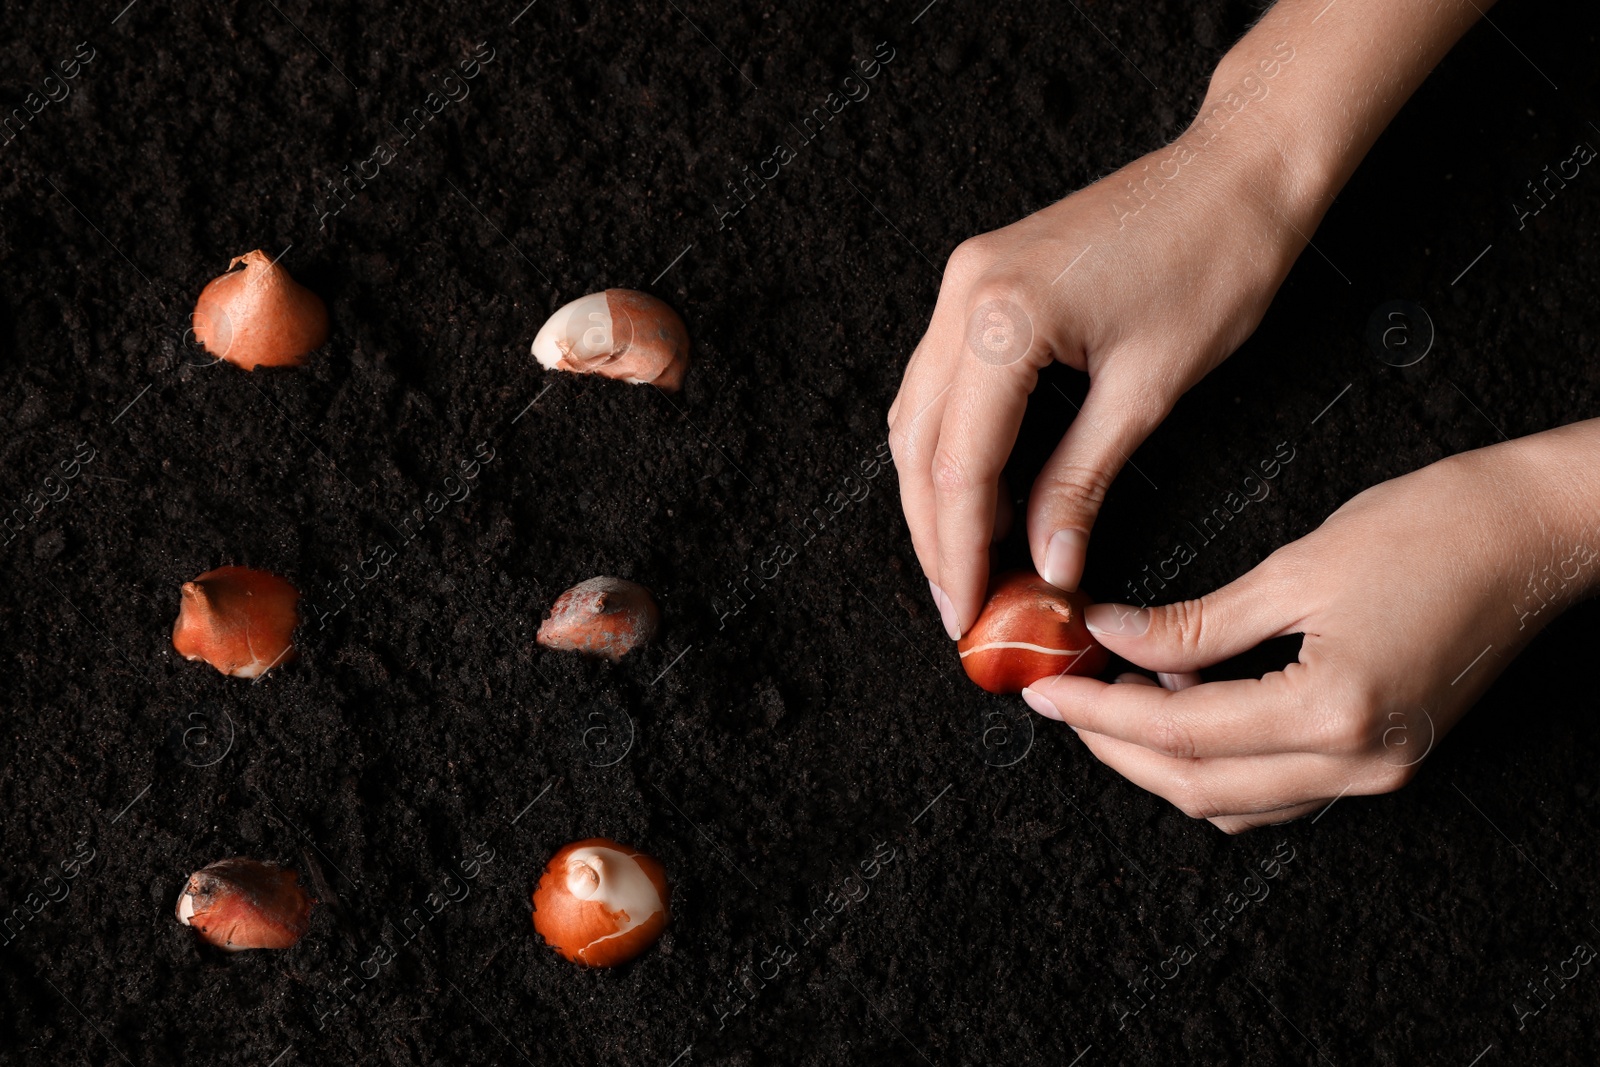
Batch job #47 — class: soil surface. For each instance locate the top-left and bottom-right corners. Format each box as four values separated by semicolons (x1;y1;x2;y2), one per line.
2;1;1599;1064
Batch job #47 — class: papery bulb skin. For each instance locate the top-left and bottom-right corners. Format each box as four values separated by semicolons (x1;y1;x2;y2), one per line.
175;858;314;951
192;250;329;370
172;565;300;678
531;289;689;392
536;576;659;662
531;837;670;966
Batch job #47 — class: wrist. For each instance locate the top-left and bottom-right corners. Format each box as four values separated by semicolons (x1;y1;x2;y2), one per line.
1193;0;1489;249
1192;37;1335;241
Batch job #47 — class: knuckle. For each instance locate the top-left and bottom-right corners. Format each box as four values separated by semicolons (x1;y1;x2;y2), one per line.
1317;681;1381;756
1325;710;1375;757
887;423;914;462
1035;463;1114;512
967;275;1029;312
1366;743;1423;793
1161;598;1208;660
1143;711;1196;760
961;279;1038;368
1173;784;1216;821
1377;760;1420;793
946;236;993;278
931;447;976;497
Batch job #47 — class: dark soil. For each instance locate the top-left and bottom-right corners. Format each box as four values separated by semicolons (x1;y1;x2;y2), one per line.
2;1;1599;1064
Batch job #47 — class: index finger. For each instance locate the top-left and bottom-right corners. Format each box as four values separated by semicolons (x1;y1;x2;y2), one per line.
930;296;1048;635
888;333;958;591
1021;668;1323;759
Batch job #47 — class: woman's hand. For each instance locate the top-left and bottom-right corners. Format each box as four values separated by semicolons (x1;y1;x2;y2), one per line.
1021;423;1600;832
888;110;1308;638
889;0;1490;641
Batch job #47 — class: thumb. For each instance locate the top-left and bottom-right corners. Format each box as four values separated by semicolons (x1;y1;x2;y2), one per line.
1028;365;1163;590
1082;556;1299;673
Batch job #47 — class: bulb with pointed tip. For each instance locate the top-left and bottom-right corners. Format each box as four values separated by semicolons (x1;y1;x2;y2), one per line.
192;250;329;370
172;566;300;678
531;289;689;391
957;571;1107;693
176;858;314;951
531;838;670;966
536;576;659;662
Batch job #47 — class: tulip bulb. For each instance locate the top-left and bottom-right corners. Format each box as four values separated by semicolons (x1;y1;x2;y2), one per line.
536;576;659;661
957;571;1108;694
172;566;300;678
532;289;689;392
531;838;670;966
176;858;314;951
192;249;329;370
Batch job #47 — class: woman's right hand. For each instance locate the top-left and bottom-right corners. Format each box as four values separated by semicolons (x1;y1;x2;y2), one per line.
888;53;1315;639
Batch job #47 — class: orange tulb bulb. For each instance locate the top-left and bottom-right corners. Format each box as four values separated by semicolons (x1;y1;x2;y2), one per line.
191;249;329;370
957;571;1108;694
536;576;659;662
532;838;670;967
172;566;300;678
176;858;314;951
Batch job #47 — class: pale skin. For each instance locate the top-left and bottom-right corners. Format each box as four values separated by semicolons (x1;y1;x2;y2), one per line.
888;0;1600;828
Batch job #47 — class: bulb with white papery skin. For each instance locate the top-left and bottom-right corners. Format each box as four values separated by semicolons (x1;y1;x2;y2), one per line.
531;289;689;392
531;837;670;966
956;570;1108;694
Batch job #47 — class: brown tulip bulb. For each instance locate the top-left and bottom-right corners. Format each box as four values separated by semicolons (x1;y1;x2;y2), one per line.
191;249;329;370
957;571;1108;694
172;566;300;678
176;858;313;951
531;289;689;392
532;838;670;966
536;576;659;662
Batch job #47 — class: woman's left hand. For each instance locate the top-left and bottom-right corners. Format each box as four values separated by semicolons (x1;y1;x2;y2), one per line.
1021;423;1600;832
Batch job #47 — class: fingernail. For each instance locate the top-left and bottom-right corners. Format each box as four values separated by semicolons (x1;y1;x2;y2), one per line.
1021;686;1061;720
1042;529;1088;590
1084;602;1150;636
1158;671;1202;691
929;580;961;640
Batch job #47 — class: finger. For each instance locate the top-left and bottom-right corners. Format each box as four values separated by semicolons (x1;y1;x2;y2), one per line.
1208;800;1324;834
892;275;985;636
1028;367;1164;591
886;343;932;427
1081;550;1301;673
931;341;1045;636
1023;669;1324;758
1070;727;1356;820
888;349;956;603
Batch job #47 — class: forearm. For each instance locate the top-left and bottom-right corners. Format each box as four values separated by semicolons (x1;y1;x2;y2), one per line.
1499;418;1600;605
1194;0;1489;231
